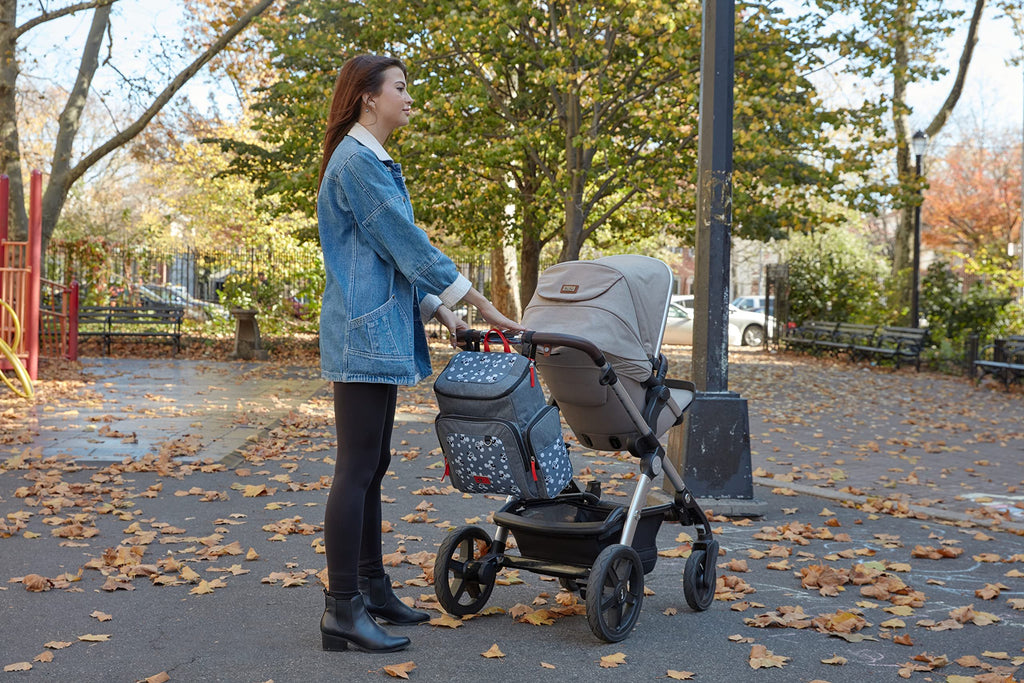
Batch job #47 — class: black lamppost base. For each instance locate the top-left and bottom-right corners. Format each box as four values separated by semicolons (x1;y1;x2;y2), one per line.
668;391;766;518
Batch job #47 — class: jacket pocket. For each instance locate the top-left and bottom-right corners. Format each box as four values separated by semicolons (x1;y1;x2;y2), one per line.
346;296;412;366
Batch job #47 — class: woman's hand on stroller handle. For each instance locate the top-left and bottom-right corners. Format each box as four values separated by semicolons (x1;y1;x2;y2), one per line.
461;288;525;334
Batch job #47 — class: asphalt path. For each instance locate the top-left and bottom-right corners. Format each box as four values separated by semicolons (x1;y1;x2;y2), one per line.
1;347;1022;682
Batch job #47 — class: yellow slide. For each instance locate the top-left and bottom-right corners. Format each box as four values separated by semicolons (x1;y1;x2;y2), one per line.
0;300;34;399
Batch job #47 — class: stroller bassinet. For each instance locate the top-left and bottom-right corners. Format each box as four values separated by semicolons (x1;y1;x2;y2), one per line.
433;255;717;643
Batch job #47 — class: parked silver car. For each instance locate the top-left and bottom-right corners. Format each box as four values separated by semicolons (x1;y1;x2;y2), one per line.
663;301;773;346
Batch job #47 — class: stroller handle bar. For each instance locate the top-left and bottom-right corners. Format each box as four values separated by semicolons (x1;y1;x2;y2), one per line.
456;328;607;366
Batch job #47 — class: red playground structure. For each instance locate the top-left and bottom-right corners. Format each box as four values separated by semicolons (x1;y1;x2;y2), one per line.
1;171;77;391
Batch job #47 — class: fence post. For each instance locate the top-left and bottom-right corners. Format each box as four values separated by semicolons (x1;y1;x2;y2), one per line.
26;171;42;380
0;174;7;267
68;281;79;361
964;333;978;379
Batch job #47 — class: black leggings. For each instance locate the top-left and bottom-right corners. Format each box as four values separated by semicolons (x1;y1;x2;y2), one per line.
324;381;397;596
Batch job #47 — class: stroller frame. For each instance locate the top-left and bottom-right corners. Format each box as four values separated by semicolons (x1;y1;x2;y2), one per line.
433;329;718;643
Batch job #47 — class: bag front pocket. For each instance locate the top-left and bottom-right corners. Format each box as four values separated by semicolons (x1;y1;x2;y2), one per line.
435;415;535;498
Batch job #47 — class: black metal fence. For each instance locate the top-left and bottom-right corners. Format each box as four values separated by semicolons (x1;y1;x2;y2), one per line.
45;242;324;308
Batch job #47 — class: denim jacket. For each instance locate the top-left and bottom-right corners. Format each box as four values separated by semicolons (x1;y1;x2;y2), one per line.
317;123;470;385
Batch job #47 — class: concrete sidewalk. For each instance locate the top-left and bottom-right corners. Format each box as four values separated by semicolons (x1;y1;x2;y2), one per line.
1;350;1023;682
1;358;327;465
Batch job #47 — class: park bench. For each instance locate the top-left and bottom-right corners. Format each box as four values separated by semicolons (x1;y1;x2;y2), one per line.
77;305;185;356
830;323;879;354
849;325;929;370
784;320;929;371
973;335;1024;388
782;320;839;353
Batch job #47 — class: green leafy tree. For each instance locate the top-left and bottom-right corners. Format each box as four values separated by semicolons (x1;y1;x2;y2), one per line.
921;258;1016;355
781;224;888;324
220;0;871;304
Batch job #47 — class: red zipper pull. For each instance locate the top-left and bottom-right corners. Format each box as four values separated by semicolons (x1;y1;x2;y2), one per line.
530;457;538;481
442;460;450;481
529;362;536;387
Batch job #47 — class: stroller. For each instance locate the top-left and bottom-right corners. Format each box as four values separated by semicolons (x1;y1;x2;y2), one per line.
432;255;717;642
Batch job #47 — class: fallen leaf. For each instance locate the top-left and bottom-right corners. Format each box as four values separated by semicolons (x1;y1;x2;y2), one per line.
666;670;695;680
428;614;463;629
821;655;847;665
22;574;52;592
143;673;171;683
77;634;111;642
90;610;112;622
749;644;788;669
382;661;416;679
4;662;31;672
481;644;505;659
599;652;627;668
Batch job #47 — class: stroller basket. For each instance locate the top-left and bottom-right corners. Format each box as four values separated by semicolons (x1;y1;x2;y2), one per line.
493;494;669;574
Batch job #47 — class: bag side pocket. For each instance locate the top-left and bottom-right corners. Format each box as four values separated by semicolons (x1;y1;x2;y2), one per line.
525;405;573;498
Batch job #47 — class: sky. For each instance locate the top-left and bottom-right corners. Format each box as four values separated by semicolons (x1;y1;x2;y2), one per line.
20;1;1024;155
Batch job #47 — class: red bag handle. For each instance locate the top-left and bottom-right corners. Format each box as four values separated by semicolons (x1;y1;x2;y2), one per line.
482;328;511;353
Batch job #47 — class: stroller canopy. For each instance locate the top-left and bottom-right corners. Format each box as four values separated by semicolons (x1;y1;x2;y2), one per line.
522;255;673;381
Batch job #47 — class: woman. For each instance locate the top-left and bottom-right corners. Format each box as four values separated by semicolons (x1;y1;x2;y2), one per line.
316;54;523;653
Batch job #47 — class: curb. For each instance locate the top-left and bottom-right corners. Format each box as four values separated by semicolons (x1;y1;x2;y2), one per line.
754;476;1024;535
218;380;332;468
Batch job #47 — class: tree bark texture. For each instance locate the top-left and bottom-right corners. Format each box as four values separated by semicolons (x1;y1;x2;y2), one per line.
0;0;27;238
489;238;521;321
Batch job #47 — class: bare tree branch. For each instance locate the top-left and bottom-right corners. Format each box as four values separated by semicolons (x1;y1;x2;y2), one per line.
15;0;118;39
926;0;986;137
65;0;277;187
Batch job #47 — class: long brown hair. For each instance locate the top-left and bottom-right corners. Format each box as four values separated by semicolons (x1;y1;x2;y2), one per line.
318;55;407;191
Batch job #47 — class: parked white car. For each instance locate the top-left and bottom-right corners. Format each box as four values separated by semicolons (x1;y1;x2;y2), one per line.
663;301;773;347
732;295;774;316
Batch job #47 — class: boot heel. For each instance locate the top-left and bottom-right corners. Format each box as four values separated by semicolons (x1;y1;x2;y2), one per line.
321;632;350;651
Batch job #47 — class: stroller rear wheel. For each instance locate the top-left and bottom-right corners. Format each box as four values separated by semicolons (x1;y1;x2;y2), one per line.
586;544;644;642
434;526;498;616
683;544;718;611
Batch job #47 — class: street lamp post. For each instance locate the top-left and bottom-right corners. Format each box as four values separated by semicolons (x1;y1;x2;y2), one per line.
910;130;927;329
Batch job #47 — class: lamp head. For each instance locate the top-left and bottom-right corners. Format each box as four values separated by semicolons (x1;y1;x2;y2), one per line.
911;130;928;157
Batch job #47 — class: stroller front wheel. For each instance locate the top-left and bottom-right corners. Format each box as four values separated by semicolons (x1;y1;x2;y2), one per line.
586;544;644;642
434;526;498;616
683;546;718;611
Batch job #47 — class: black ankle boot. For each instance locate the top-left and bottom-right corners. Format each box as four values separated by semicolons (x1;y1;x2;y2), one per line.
359;574;430;625
321;591;410;652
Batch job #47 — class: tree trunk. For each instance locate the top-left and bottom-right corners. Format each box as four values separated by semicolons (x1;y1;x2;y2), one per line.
489;237;521;320
0;0;27;238
890;0;986;323
559;91;585;263
889;5;914;318
518;155;543;306
520;230;541;308
40;3;112;255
